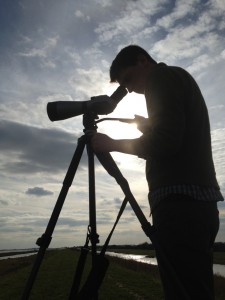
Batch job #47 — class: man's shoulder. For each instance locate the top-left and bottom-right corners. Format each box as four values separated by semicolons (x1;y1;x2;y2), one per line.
147;62;187;86
154;63;193;85
157;62;186;73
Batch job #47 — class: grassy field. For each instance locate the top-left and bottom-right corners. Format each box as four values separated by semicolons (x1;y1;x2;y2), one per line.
0;248;224;300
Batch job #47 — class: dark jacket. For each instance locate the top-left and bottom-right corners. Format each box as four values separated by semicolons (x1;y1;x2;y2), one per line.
134;63;219;191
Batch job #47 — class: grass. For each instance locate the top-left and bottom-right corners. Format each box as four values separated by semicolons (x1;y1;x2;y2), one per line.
0;248;224;299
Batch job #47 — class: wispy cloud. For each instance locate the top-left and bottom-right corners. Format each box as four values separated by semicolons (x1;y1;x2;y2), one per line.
19;36;59;58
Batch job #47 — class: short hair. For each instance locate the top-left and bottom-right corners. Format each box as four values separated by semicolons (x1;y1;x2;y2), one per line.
110;45;157;82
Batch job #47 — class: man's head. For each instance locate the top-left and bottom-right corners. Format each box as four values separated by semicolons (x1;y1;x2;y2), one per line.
110;45;157;94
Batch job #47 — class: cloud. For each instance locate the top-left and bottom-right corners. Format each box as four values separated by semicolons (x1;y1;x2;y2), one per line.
211;128;225;190
94;0;113;8
69;67;109;98
156;0;200;28
0;200;8;206
0;119;87;174
57;217;91;227
19;36;59;58
25;187;54;197
74;10;90;22
94;0;163;44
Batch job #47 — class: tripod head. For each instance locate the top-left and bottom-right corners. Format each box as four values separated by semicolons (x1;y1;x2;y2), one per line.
82;113;148;137
82;111;98;134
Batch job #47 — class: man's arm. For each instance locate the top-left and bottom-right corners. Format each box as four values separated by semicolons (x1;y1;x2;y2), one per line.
91;133;139;155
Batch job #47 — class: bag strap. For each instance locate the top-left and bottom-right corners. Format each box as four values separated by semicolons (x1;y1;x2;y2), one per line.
100;196;128;255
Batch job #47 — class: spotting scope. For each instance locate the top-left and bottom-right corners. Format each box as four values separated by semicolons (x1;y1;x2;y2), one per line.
47;86;127;121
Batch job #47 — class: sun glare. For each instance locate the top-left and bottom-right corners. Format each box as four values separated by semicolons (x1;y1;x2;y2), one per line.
96;91;148;171
98;91;148;140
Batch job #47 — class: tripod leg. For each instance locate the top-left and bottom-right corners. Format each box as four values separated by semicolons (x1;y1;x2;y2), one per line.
86;142;99;300
87;143;99;262
21;136;86;300
68;141;99;300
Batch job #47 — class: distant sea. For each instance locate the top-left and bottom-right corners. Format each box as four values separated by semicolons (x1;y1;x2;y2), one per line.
106;252;225;278
0;249;38;260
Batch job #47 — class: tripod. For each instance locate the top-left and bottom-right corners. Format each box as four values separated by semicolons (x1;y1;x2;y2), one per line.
21;112;190;300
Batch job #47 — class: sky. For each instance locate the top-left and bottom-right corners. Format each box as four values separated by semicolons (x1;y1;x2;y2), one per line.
0;0;225;250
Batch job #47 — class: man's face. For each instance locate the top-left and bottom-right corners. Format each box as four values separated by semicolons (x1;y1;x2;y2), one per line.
117;64;146;94
117;56;155;94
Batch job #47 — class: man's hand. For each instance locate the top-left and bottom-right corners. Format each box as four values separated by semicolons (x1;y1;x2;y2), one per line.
134;114;149;133
91;133;139;156
91;133;116;153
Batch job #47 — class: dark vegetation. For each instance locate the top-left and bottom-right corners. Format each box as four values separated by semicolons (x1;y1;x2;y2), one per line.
0;243;225;299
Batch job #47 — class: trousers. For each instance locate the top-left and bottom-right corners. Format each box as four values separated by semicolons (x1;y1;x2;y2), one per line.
152;195;219;300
